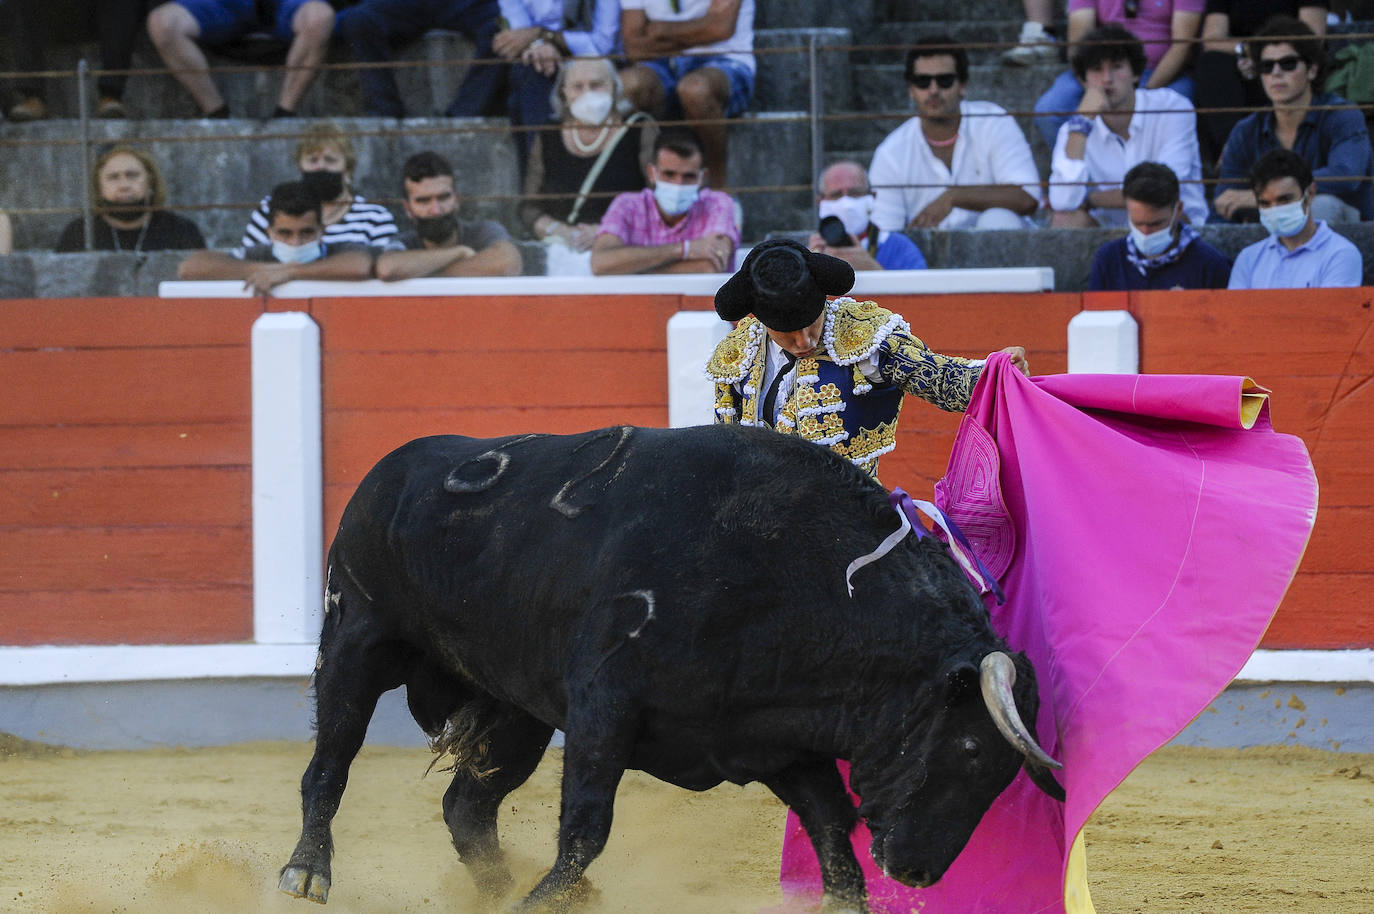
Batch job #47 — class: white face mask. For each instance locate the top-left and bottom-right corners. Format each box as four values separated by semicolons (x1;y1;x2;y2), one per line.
569;89;614;125
653;179;700;216
1128;213;1176;257
271;239;324;264
818;194;875;240
1258;197;1309;238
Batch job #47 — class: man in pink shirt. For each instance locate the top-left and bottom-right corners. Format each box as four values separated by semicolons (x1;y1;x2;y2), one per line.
591;128;740;274
1033;0;1205;148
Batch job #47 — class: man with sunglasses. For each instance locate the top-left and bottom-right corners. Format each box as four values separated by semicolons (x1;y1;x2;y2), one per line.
1213;17;1373;224
868;36;1040;233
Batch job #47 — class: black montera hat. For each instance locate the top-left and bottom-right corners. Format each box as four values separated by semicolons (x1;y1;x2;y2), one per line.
714;239;856;332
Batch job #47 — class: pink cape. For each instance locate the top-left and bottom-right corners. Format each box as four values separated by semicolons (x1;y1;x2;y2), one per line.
779;354;1317;913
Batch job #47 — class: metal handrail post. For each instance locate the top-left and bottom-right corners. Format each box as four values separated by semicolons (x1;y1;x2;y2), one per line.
808;33;822;196
78;59;94;251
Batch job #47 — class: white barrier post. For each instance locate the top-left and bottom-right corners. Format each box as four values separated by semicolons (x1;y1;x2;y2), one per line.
667;311;731;428
251;312;323;644
1067;310;1139;374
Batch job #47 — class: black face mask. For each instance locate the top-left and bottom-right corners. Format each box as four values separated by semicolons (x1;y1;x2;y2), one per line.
300;169;345;201
99;197;149;222
414;211;459;244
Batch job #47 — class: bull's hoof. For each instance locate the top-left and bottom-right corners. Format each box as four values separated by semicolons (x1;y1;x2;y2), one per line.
279;865;330;904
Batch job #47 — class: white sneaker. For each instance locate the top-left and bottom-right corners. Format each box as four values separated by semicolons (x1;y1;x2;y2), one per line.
1002;21;1058;66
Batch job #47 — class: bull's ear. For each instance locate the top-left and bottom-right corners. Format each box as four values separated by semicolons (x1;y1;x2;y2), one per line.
1024;759;1066;802
944;662;979;699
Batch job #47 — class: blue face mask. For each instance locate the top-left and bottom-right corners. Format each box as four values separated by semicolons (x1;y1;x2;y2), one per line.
1259;198;1309;238
652;179;700;217
272;239;324;264
1128;213;1176;257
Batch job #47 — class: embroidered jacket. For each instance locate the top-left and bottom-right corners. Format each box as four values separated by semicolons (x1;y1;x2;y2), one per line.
705;298;982;478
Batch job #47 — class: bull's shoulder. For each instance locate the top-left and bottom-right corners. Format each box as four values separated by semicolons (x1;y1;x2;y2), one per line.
705;317;764;384
824;299;912;366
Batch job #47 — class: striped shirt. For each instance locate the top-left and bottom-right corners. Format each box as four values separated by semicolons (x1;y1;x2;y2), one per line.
241;194;402;249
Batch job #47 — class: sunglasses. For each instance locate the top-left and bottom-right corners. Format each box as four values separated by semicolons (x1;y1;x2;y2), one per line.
909;72;959;89
1258;55;1305;75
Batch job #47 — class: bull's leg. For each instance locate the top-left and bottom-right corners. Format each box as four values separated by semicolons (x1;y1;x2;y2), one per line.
279;606;406;904
764;760;869;914
440;708;554;900
514;709;631;911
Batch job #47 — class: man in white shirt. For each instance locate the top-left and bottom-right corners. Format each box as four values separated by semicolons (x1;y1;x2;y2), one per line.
1049;24;1206;228
869;35;1041;233
619;0;755;189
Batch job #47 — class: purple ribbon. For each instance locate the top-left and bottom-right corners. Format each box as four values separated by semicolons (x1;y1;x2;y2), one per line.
890;487;1006;604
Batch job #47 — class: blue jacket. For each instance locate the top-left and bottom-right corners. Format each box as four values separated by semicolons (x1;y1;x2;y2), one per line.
1217;91;1374;220
1088;235;1232;291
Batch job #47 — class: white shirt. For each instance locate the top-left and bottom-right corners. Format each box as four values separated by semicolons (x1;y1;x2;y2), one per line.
621;0;755;71
1049;87;1207;228
869;99;1041;232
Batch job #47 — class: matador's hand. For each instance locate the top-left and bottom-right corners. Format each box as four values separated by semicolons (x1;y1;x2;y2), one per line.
999;346;1029;376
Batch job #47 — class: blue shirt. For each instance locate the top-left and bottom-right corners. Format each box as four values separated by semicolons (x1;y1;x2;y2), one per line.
1089;235;1232;291
1227;221;1364;289
498;0;622;56
874;230;927;271
1217;92;1374;220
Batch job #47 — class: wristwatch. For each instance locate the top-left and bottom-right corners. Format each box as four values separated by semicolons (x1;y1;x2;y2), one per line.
1066;114;1094;136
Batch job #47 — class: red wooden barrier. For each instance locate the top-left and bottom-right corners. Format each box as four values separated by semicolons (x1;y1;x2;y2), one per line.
1;289;1368;649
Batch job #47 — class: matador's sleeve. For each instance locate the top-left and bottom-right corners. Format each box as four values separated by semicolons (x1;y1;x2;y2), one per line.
713;380;741;424
875;330;983;412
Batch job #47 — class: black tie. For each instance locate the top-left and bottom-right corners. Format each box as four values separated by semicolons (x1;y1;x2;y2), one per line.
760;350;797;427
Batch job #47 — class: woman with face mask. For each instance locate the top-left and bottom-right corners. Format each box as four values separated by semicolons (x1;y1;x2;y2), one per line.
54;146;206;253
519;57;657;272
240;123;400;251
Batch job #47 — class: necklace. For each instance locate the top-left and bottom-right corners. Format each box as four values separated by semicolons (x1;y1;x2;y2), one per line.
109;214;152;254
569;123;611;154
924;131;959;148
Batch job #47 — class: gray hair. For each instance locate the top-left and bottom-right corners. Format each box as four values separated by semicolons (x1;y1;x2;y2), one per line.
549;56;633;122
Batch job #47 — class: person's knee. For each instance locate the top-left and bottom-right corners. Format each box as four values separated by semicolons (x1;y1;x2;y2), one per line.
1311;193;1359;225
147;2;197;44
975;208;1025;230
620;65;663;111
292;0;335;40
1049;208;1095;229
675;70;727;116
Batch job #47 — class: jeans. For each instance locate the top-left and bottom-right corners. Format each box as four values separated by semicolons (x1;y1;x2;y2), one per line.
335;0;503;118
1033;68;1196;150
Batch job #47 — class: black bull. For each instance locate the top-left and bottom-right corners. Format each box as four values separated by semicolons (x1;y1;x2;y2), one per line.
280;424;1063;911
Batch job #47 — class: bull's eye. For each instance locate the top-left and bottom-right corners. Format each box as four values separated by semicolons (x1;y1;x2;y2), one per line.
962;738;980;757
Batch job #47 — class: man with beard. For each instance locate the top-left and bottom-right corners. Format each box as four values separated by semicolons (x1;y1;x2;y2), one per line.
55;146;206;253
375;151;522;279
868;35;1041;232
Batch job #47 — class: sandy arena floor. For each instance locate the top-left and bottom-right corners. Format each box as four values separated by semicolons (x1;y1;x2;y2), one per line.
2;736;1372;913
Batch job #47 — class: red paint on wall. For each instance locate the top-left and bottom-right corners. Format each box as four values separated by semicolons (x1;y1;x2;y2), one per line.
1;289;1369;649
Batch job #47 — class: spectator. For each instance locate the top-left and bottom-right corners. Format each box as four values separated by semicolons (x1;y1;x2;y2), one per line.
1214;17;1372;224
242;123;400;249
146;0;335;117
590;127;738;274
375;151;522;278
95;0;151;118
619;0;755;189
1088;161;1231;289
1229;148;1362;288
807;161;927;272
0;209;12;254
1194;2;1327;170
55;146;207;253
335;0;506;120
870;36;1041;232
492;0;623;173
179;181;374;295
1048;24;1207;227
4;0;47;121
1034;0;1205;148
1003;0;1060;66
519;56;656;274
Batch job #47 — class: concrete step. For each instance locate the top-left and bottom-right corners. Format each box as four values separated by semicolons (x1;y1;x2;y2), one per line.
0;113;814;249
863;20;1040;66
876;0;1047;24
757;0;875;33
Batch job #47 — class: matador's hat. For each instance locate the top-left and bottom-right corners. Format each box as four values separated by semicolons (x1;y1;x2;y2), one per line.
714;239;856;332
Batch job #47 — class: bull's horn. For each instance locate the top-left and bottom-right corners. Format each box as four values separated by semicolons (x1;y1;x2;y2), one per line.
979;652;1063;771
